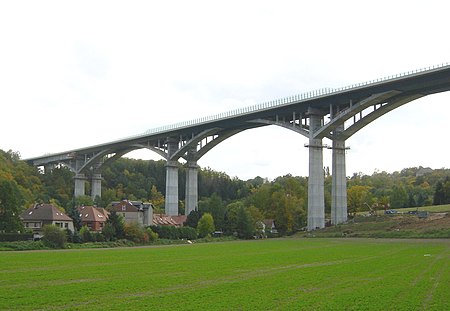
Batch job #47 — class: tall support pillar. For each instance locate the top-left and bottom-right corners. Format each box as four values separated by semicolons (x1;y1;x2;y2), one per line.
165;161;179;216
74;173;87;198
331;128;348;224
185;160;198;216
91;173;102;201
307;113;325;230
165;138;179;216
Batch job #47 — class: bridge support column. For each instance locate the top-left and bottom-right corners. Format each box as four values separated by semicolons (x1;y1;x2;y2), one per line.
91;173;102;201
331;135;347;225
307;113;325;230
165;160;179;216
185;161;198;216
74;173;87;198
165;138;179;216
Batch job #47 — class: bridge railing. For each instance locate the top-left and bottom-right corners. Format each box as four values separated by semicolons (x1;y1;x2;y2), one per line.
129;62;448;139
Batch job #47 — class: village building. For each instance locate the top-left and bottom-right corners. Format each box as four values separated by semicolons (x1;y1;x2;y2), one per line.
110;200;153;226
77;206;109;231
153;214;187;227
263;219;278;235
20;203;74;239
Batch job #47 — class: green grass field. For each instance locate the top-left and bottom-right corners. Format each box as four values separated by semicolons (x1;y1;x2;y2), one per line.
1;238;449;310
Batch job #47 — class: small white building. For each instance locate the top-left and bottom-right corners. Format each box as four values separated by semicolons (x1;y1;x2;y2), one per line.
20;204;74;239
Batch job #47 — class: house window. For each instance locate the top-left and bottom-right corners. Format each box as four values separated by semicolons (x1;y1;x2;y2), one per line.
65;223;68;228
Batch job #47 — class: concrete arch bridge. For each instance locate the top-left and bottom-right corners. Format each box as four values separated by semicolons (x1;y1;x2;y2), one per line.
26;64;450;230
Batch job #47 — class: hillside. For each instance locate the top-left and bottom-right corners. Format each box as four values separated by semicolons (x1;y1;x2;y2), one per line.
308;208;450;238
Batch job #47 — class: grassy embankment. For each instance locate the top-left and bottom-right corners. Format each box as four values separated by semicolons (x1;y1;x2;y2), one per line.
314;204;450;238
0;238;449;310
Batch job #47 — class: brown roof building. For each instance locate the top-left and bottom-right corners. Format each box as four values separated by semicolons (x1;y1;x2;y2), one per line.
152;214;187;227
110;200;153;227
20;204;74;238
78;206;109;231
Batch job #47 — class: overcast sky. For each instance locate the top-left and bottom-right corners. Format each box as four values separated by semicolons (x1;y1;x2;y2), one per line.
1;0;449;180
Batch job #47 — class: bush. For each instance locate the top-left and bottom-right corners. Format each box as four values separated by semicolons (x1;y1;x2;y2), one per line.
42;225;67;249
197;213;215;238
124;222;146;243
0;240;45;251
146;227;159;242
102;223;115;242
79;226;93;243
180;227;198;240
0;233;33;242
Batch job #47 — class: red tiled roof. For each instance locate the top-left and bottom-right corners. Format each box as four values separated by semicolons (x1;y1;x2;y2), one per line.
153;214;186;227
78;206;109;222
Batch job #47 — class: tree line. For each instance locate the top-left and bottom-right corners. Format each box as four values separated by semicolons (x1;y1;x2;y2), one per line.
1;148;450;236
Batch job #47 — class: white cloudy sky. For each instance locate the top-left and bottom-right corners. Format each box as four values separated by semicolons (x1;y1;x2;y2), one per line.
1;0;449;180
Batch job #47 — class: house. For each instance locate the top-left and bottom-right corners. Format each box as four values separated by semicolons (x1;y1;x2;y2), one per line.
77;206;109;231
110;200;153;226
20;203;74;239
153;214;187;227
263;219;278;234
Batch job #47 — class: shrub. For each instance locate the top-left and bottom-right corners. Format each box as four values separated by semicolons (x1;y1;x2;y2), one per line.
146;227;159;242
197;213;215;238
79;226;93;243
93;232;105;242
180;226;198;240
42;225;66;249
0;233;33;242
124;222;145;243
102;223;115;242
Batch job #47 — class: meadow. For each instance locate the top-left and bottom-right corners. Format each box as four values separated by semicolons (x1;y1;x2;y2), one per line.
0;238;449;310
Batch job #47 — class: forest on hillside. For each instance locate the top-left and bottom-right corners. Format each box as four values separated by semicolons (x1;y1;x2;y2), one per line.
1;148;450;235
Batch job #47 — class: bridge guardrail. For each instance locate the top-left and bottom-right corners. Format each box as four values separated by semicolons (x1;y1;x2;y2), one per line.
131;62;449;139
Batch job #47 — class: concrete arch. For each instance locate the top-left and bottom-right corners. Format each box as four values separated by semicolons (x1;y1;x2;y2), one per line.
249;118;310;139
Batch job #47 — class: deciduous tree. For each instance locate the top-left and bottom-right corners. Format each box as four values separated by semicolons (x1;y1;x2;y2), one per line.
197;213;215;238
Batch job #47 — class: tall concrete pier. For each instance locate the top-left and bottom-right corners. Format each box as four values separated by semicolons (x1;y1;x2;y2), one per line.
307;112;325;230
74;173;86;197
331;128;347;225
165;160;179;216
165;139;179;216
185;161;198;216
91;173;102;200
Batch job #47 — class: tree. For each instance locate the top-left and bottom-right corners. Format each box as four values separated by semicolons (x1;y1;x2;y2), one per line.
42;225;66;248
390;185;408;208
149;185;165;213
106;211;125;239
0;177;24;233
67;206;82;231
74;195;94;207
236;206;254;239
197;213;215;238
124;222;146;243
102;222;115;242
184;210;202;228
198;193;226;231
79;225;93;243
347;185;371;216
